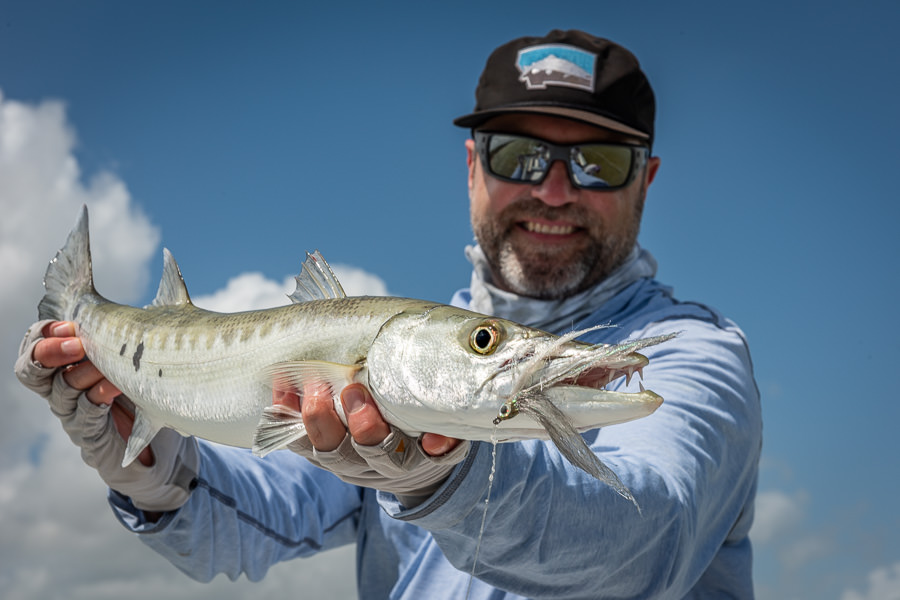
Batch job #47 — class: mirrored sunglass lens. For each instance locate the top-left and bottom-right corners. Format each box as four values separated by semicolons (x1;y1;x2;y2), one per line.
570;145;633;188
488;136;548;182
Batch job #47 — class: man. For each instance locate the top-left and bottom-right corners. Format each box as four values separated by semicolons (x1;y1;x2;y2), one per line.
16;30;761;599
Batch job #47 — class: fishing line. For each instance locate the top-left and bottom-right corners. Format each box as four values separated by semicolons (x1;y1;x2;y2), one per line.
465;427;499;599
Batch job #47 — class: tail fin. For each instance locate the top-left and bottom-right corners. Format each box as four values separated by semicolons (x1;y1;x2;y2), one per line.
38;205;97;321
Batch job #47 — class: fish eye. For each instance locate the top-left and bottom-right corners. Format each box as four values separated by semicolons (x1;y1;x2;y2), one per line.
469;322;501;355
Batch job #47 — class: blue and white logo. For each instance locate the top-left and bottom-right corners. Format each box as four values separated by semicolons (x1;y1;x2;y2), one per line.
516;44;596;92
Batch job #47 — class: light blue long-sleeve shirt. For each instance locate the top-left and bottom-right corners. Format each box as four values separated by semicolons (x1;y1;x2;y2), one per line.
110;276;761;599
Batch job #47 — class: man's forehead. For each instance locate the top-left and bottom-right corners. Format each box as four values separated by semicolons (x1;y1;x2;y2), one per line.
477;113;643;145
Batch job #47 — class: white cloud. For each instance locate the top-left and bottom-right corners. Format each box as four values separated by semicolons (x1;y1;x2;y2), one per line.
751;488;836;573
778;534;835;571
0;90;159;308
192;273;295;312
330;263;390;297
191;264;389;313
842;562;900;600
751;489;807;544
0;90;356;600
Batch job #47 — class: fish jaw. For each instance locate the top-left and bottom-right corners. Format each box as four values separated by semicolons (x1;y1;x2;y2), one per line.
526;386;662;432
370;383;663;442
384;370;664;442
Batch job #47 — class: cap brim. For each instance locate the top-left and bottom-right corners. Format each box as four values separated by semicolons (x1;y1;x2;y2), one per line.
454;105;650;140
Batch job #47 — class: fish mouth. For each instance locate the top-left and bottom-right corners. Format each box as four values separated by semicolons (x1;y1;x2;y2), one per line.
495;339;650;392
519;352;662;430
561;354;648;389
497;351;648;390
490;329;677;430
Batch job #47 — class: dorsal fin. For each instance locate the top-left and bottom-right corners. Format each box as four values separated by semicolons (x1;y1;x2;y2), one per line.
152;248;193;307
288;250;346;304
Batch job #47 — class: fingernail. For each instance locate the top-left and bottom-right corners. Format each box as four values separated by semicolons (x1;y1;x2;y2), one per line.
343;387;366;414
431;440;452;457
51;323;73;337
61;339;82;355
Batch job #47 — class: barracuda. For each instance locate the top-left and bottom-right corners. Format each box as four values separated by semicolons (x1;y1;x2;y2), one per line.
37;206;675;503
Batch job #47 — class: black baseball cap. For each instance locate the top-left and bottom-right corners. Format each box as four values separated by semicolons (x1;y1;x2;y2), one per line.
454;30;655;146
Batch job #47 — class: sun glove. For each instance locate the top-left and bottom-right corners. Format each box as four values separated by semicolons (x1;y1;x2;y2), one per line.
15;320;199;512
289;427;469;508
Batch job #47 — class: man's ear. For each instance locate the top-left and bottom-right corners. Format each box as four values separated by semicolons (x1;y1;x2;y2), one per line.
645;155;661;187
465;138;477;196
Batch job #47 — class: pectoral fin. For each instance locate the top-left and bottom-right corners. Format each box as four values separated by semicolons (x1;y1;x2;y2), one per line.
253;360;361;457
258;360;361;398
253;404;307;457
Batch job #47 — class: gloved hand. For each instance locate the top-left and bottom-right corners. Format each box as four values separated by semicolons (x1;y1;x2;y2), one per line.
283;383;469;507
15;320;199;513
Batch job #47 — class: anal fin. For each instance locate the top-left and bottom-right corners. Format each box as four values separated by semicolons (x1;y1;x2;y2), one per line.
122;407;162;468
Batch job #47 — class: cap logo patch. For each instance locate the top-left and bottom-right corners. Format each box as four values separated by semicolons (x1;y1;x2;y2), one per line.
516;44;596;92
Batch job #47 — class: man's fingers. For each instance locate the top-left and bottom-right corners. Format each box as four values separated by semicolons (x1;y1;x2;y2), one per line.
33;336;85;369
340;385;458;453
41;321;76;339
301;382;347;452
61;361;101;389
85;378;122;406
421;434;461;457
272;388;300;411
342;384;390;447
58;360;121;405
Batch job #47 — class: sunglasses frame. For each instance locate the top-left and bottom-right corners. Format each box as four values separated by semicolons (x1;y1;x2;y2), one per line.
473;130;650;191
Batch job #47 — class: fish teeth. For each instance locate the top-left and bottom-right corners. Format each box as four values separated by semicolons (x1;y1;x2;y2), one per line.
625;367;634;386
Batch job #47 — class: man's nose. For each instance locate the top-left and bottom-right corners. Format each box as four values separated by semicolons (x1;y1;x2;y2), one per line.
531;160;577;206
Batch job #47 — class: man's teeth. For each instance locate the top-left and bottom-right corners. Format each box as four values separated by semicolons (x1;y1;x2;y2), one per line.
523;222;576;235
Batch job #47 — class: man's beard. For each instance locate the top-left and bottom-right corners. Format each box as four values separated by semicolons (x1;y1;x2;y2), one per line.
472;194;644;300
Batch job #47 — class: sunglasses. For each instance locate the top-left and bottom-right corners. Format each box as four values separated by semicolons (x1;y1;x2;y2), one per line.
473;131;649;190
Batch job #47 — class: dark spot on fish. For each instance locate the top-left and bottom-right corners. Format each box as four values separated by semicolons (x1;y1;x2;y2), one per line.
158;369;163;377
120;344;127;356
73;304;81;320
133;342;144;371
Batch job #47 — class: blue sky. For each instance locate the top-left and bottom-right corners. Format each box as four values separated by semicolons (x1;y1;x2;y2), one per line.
1;1;899;599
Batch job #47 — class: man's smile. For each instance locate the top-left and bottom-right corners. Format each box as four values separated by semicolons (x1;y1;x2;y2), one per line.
520;221;580;236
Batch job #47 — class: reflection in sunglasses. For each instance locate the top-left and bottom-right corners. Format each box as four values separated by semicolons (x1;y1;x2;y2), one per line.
474;131;647;190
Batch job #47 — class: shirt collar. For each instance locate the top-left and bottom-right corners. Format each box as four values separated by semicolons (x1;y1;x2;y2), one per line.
464;243;658;332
